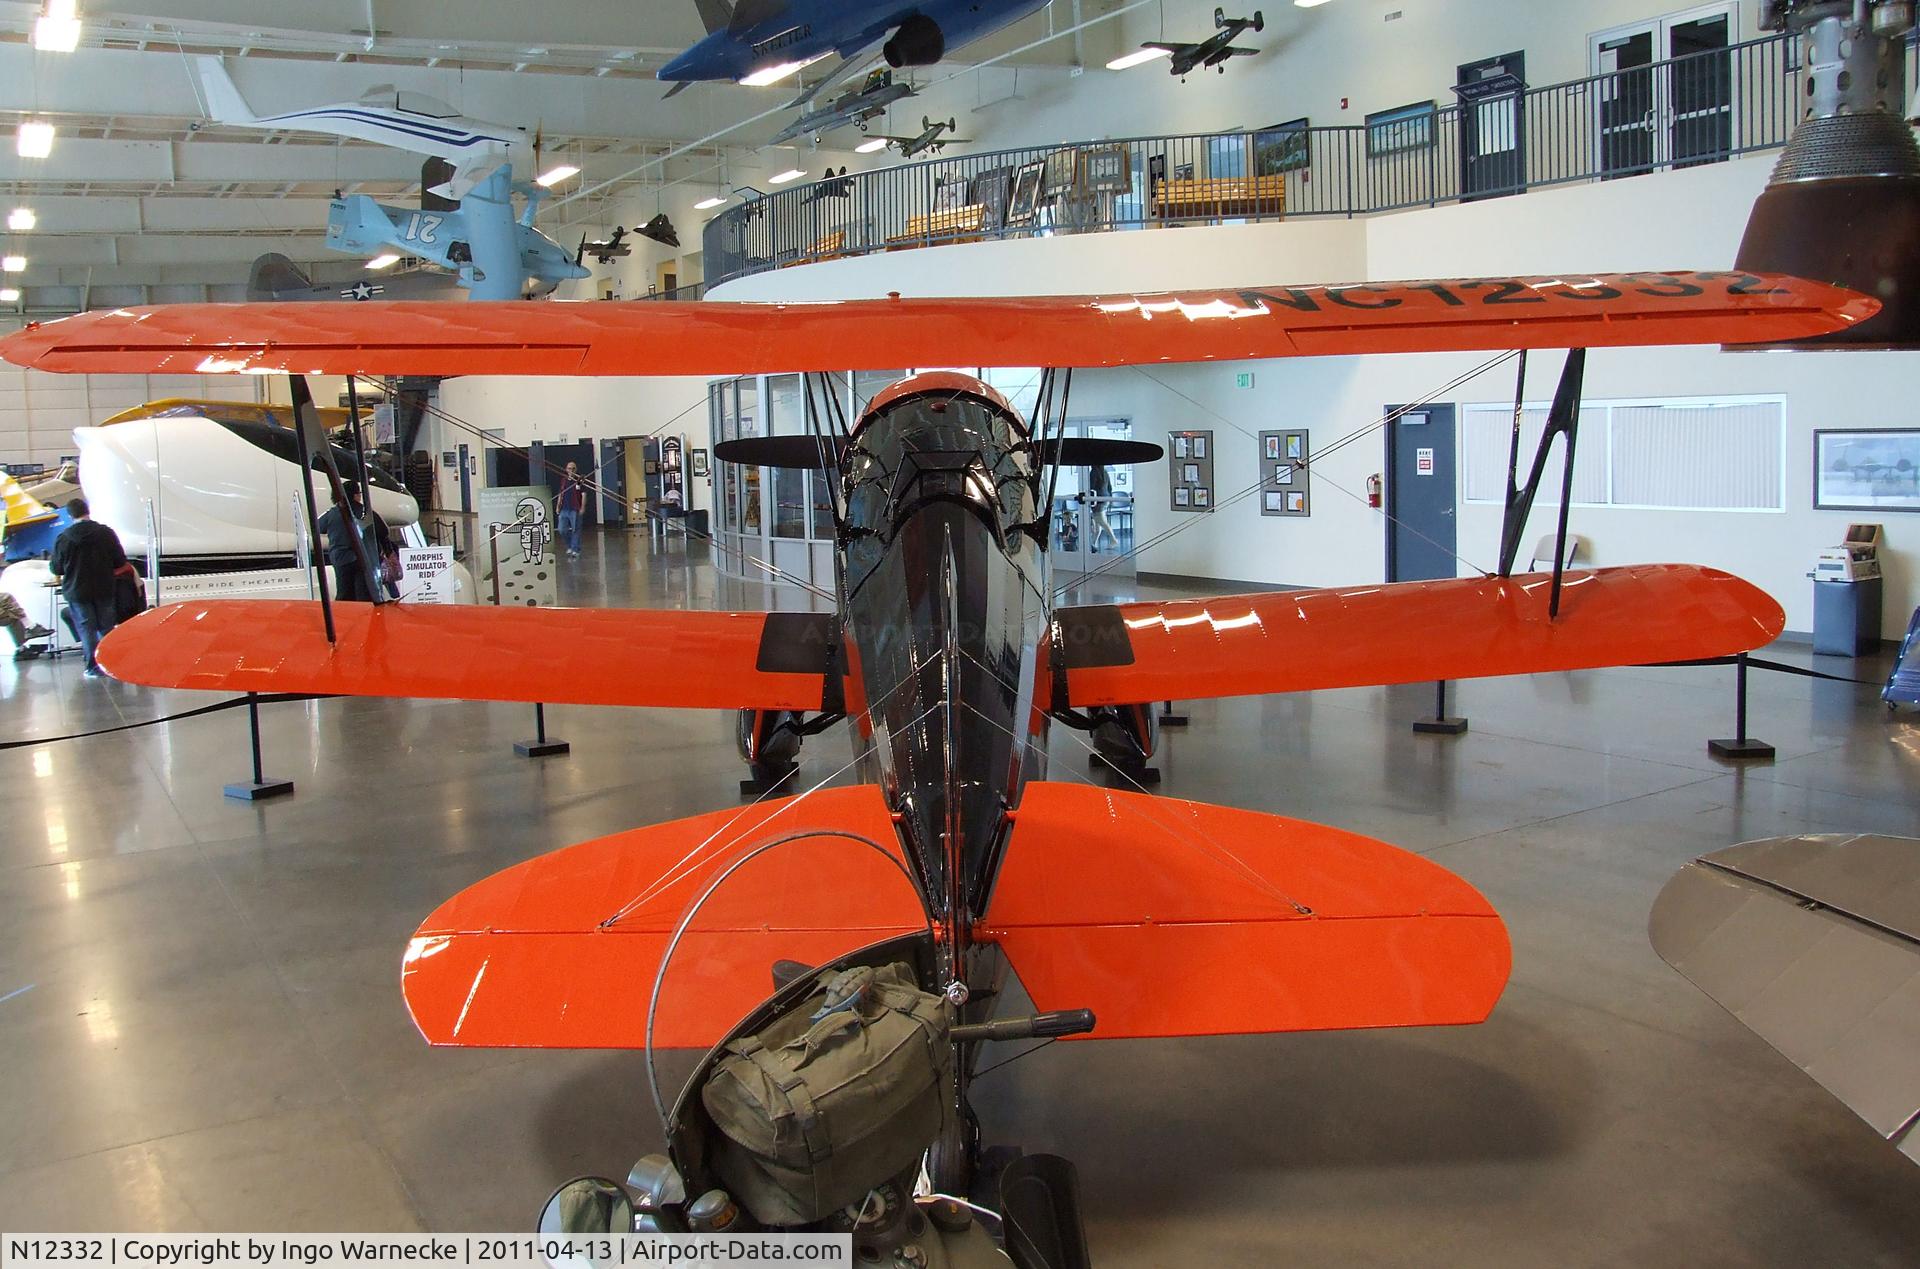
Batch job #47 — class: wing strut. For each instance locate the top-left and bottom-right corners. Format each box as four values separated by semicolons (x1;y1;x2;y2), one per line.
1494;348;1586;617
289;375;386;642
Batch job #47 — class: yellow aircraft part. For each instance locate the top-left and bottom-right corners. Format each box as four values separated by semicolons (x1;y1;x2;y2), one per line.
3;472;56;528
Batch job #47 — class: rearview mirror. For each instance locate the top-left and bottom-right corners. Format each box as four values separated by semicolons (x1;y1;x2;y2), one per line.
538;1176;634;1235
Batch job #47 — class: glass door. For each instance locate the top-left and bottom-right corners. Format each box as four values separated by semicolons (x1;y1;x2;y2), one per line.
1050;419;1137;582
1591;3;1736;178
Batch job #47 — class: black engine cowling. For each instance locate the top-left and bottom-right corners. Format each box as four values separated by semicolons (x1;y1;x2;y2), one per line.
883;15;945;67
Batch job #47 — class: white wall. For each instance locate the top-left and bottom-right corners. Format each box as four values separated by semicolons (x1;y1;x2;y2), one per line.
427;373;715;514
0;369;263;470
711;153;1920;638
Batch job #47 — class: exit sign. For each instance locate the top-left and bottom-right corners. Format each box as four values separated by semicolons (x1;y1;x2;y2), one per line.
1235;372;1255;389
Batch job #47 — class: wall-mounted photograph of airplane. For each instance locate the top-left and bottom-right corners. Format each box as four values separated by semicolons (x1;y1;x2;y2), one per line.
1146;8;1264;78
195;57;590;301
659;0;1053;96
0;268;1877;1251
769;68;917;145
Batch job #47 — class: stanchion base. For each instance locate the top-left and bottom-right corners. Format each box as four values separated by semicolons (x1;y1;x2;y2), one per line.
740;762;799;797
224;778;295;802
514;739;571;758
1158;711;1190;727
1708;737;1776;760
1414;717;1470;735
1090;753;1161;785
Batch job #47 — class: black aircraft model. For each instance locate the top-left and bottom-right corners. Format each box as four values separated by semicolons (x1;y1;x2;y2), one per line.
577;226;633;264
802;166;856;203
1146;8;1264;77
883;114;968;157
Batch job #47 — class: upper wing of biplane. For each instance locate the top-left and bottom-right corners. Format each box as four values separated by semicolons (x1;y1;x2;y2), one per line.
0;272;1875;378
1054;564;1783;708
97;600;837;711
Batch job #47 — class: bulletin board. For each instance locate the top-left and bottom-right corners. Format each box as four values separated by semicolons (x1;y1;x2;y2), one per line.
1169;429;1214;511
1259;429;1311;517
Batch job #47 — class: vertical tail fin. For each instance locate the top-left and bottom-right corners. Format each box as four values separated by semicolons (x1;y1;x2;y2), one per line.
693;0;735;36
193;55;257;124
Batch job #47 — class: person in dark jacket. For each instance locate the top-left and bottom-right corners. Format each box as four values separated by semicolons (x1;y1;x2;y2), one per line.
556;461;587;558
48;497;127;677
315;482;390;602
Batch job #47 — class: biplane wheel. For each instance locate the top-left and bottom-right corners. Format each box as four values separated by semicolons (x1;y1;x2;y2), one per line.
927;1103;981;1198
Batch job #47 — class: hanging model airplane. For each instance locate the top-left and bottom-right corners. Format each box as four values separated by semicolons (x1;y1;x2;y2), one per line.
0;270;1875;1253
660;0;1052;99
194;57;590;301
882;115;969;158
769;68;917;145
246;252;466;303
1146;8;1265;78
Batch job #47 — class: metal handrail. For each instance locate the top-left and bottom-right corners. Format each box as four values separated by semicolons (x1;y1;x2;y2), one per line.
697;30;1899;289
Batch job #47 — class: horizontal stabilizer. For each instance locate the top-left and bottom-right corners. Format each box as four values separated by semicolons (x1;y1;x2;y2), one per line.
0;274;1876;378
402;785;924;1049
97;600;834;711
1057;564;1783;707
1651;834;1920;1164
981;783;1510;1038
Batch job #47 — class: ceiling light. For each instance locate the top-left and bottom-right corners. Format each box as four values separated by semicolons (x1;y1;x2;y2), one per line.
2;257;26;273
9;208;35;231
1107;47;1172;70
693;195;728;210
365;253;400;270
740;53;827;87
16;120;55;158
768;168;806;185
535;164;579;188
856;137;888;153
1294;0;1335;7
0;288;19;303
33;1;81;52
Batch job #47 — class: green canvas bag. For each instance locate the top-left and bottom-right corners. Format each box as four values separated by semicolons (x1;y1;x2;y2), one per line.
700;962;954;1226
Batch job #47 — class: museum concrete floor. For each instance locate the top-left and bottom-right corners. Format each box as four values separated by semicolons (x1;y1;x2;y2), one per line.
4;529;1918;1266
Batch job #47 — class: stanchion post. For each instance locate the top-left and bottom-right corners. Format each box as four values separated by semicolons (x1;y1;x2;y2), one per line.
224;692;295;801
1158;700;1189;727
1414;679;1469;735
515;701;570;758
1708;652;1776;760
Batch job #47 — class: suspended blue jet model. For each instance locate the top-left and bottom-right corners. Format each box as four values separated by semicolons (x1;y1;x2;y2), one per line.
659;0;1052;97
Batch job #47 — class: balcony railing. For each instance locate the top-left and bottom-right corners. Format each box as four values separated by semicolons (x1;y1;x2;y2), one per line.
699;31;1907;290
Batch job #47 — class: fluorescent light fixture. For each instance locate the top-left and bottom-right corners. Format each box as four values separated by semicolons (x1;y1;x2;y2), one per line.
693;195;728;210
33;1;81;52
2;256;25;273
1107;47;1171;70
0;288;19;303
365;253;400;269
856;137;888;153
1294;0;1334;6
16;120;55;158
534;164;579;187
768;168;806;185
8;207;35;231
740;52;828;87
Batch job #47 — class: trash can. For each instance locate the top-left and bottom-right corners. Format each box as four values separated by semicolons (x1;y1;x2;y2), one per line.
1812;576;1882;657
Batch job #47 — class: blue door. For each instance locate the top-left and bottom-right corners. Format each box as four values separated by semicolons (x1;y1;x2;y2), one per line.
1385;404;1458;582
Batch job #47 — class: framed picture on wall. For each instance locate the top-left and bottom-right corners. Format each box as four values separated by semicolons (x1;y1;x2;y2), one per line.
1007;160;1046;224
968;167;1014;231
1042;148;1079;196
1174;487;1191;507
1366;101;1436;157
1254;117;1311;174
1193;487;1211;507
933;178;965;213
1264;436;1281;460
1815;428;1920;511
1084;145;1130;192
691;449;710;478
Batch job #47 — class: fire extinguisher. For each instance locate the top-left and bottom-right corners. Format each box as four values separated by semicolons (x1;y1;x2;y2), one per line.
1366;474;1383;508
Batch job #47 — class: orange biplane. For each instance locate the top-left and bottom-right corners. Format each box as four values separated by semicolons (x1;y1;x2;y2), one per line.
0;272;1872;1251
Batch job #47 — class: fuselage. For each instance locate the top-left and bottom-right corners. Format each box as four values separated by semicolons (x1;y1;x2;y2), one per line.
836;373;1050;957
660;0;1051;84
